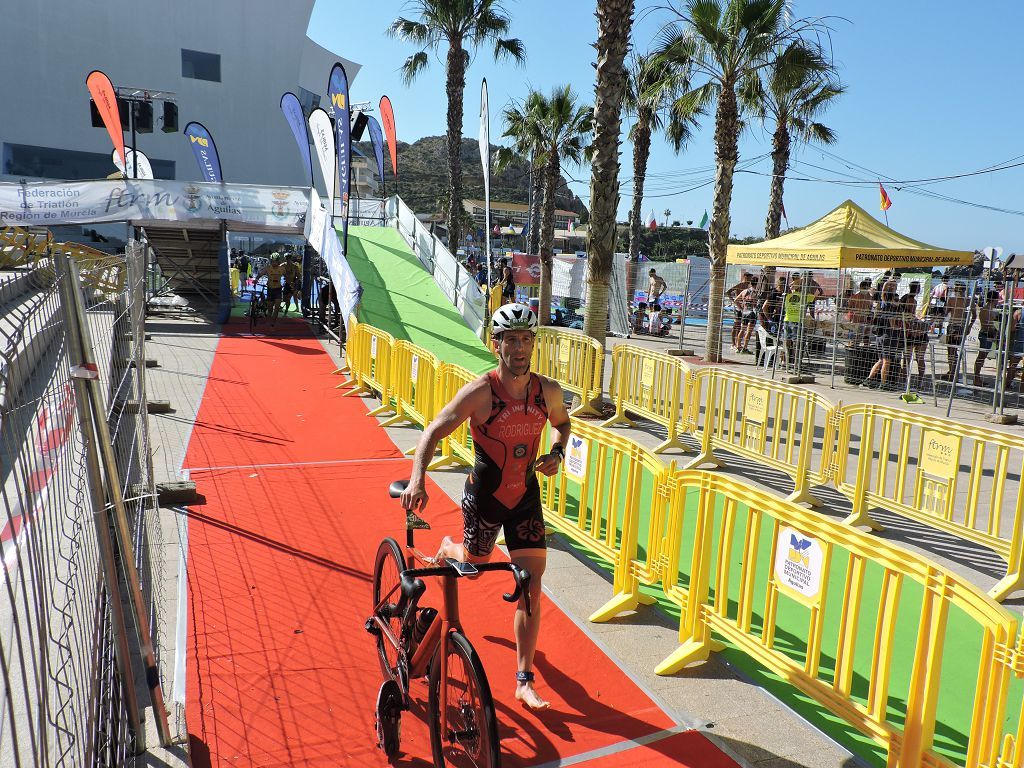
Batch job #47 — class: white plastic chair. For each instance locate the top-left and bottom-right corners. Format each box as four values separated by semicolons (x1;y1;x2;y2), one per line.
756;325;778;370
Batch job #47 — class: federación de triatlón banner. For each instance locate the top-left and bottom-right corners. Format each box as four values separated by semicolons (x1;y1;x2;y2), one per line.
0;179;309;229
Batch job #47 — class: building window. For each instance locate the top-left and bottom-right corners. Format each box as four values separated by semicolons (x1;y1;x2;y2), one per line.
297;87;320;117
181;49;221;82
3;143;175;180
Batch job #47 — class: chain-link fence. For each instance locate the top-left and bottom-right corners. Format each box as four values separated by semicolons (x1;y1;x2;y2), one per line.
0;242;178;766
719;264;1024;417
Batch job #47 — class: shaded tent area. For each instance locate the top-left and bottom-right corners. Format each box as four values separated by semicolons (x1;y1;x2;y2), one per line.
727;199;973;270
724;200;974;396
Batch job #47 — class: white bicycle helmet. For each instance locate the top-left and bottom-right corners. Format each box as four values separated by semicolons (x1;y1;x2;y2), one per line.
491;303;538;336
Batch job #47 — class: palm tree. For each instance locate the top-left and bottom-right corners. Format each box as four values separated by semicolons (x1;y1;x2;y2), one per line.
743;43;843;240
655;0;822;362
494;96;545;255
582;0;635;346
389;1;524;250
501;87;591;324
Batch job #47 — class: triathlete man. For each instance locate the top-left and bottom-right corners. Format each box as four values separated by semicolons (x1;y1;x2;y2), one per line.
256;253;287;327
401;303;572;710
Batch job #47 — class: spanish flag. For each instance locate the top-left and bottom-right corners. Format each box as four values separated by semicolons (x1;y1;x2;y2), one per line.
879;183;892;211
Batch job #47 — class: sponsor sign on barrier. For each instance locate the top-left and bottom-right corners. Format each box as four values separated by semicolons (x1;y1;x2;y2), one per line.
745;386;769;423
920;429;960;480
773;527;825;606
410;354;419;383
565;435;588;481
370;335;378;360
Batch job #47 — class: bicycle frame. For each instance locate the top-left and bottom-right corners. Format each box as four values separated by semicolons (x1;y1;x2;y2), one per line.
369;532;465;736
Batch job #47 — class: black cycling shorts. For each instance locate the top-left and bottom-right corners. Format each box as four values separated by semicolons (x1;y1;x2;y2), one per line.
461;479;546;557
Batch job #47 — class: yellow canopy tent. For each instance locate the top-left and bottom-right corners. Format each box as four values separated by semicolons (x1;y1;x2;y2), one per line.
726;199;973;269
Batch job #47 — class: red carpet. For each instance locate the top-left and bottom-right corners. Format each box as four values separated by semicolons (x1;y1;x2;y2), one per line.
184;322;736;767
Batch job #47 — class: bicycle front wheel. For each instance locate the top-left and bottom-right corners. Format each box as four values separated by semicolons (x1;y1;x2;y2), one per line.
427;631;500;768
372;538;407;680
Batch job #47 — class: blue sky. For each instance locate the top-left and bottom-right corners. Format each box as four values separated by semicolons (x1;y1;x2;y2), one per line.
308;1;1024;253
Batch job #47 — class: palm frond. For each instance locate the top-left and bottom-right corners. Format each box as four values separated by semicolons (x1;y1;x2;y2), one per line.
493;36;526;63
399;51;431;85
388;17;434;46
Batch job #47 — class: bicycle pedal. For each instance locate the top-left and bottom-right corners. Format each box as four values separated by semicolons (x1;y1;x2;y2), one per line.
406;512;431;530
364;617;380;635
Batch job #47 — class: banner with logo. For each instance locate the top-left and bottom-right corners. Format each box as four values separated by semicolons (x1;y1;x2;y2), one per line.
280;92;313;185
308;107;336;216
327;63;351;245
183;121;223;183
112;148;154;180
0;179;308;229
366;116;386;192
379;95;398;181
479;78;492;287
86;70;126;170
511;253;541;286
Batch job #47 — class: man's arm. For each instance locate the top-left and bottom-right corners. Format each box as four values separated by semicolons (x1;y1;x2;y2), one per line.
535;378;572;477
400;378;488;512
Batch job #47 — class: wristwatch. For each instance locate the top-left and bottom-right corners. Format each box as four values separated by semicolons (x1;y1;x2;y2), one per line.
550;443;565;461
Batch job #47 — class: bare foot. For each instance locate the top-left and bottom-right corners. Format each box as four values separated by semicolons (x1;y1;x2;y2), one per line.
515;682;550;710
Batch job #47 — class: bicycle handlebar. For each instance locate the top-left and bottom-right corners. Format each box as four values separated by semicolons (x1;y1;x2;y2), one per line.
391;479;532;615
403;561;532;616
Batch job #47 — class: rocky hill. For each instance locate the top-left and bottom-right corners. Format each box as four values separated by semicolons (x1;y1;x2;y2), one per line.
356;135;588;220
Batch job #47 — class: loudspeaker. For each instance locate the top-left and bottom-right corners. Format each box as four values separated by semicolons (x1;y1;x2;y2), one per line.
351;111;368;142
134;101;153;133
116;98;130;130
162;101;179;133
89;99;104;127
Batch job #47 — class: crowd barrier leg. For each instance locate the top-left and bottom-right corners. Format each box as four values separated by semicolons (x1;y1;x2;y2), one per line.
785;397;822;508
655;476;725;676
588;456;657;623
841;412;885;532
683;379;723;472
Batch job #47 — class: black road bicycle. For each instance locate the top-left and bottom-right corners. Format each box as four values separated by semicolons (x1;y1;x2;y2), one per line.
365;480;530;767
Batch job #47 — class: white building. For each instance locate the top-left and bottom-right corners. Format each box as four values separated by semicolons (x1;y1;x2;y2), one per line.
0;0;360;190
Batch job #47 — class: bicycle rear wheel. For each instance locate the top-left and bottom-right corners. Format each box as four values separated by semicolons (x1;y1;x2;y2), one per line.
427;631;500;768
372;538;407;680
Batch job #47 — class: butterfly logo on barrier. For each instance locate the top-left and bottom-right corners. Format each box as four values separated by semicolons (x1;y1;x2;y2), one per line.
787;535;813;567
571;437;583;449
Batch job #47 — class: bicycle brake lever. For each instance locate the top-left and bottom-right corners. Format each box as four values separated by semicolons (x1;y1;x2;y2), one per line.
501;566;532;617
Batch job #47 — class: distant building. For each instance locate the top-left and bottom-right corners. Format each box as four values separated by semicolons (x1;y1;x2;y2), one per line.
0;0;360;188
463;199;579;232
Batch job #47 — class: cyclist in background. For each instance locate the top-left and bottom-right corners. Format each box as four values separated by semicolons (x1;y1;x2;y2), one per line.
401;303;572;710
282;251;302;317
256;253;287;328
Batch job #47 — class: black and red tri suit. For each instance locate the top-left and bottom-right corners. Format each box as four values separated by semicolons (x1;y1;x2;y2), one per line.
462;371;549;556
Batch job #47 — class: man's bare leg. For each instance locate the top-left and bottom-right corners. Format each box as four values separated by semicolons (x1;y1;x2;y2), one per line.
511;549;548;710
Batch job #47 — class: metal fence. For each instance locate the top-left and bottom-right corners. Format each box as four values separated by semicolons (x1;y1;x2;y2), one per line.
0;242;177;766
715;265;1024;416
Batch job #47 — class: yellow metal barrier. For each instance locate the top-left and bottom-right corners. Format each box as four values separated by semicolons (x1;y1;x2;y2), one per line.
657;469;1016;768
427;362;477;470
685;368;834;506
339;323;396;418
537;420;675;621
531;327;603;416
0;225;50;268
381;341;440;439
602;344;691;454
333;314;358;376
833;403;1024;602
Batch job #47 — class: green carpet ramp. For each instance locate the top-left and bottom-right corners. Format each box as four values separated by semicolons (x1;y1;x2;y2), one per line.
344;226;495;375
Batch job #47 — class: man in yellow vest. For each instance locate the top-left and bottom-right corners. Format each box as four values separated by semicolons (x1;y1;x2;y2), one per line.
781;282;805;369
